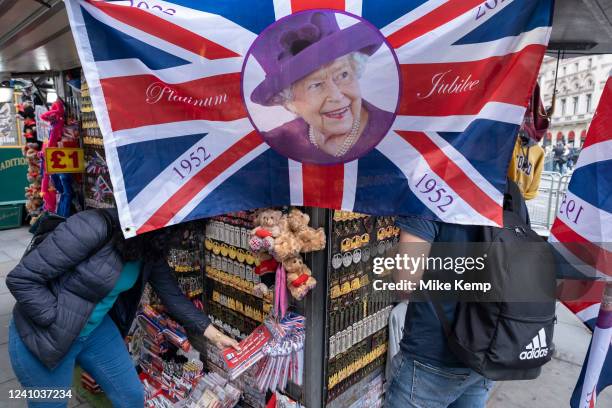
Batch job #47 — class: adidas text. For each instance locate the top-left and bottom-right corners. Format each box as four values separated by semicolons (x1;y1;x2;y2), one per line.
519;348;548;360
519;328;549;360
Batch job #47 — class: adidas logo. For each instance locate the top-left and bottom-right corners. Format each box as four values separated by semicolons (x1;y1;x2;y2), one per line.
519;328;549;360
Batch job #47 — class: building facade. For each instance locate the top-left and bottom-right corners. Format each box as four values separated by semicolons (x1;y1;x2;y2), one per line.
537;54;612;148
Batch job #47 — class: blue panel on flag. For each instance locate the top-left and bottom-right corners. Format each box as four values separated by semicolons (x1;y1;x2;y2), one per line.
182;149;290;221
362;0;428;29
81;6;190;70
454;0;553;45
166;0;275;34
438;120;518;194
117;133;207;202
354;150;437;219
568;160;612;214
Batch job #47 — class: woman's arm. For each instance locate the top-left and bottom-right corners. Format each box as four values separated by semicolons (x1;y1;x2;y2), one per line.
147;259;212;334
148;260;239;349
6;211;111;327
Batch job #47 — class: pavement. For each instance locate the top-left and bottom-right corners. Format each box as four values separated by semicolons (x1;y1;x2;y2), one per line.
0;226;610;408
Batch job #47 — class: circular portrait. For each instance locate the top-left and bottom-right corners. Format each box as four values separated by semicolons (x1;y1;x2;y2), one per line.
242;10;401;165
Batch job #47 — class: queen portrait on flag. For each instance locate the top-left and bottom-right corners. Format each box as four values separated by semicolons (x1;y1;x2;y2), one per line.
247;10;396;165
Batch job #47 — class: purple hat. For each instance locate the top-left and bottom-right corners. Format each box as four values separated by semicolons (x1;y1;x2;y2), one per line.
249;10;384;106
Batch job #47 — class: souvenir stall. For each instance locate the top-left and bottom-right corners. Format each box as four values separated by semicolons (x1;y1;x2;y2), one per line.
69;204;397;408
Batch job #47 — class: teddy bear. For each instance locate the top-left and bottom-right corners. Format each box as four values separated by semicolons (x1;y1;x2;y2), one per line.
254;252;278;276
286;209;326;253
273;225;302;262
249;209;283;253
283;255;317;300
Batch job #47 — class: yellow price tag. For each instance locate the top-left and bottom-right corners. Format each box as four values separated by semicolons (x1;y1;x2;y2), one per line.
45;148;84;174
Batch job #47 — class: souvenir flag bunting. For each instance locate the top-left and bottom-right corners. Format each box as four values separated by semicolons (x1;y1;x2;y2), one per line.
65;0;553;236
549;72;612;280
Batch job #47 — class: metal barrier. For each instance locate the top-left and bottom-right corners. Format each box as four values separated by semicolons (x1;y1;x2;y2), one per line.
525;171;572;234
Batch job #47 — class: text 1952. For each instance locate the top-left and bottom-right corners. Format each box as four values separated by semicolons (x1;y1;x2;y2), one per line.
414;173;454;212
173;146;212;180
559;194;584;224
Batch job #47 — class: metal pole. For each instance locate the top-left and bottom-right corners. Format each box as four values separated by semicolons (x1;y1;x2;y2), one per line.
299;207;331;408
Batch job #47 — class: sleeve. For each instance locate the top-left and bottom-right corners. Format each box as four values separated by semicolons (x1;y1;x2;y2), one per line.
524;147;544;200
395;216;439;243
6;211;110;327
147;260;211;334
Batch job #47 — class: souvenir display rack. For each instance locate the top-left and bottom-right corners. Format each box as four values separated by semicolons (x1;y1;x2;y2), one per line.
80;75;115;209
125;222;212;407
201;208;398;408
203;210;272;408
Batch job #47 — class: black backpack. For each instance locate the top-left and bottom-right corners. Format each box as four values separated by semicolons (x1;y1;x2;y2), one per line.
23;210;115;259
431;181;557;381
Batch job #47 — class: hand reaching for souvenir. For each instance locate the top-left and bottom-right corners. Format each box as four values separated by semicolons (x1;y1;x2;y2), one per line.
204;325;241;351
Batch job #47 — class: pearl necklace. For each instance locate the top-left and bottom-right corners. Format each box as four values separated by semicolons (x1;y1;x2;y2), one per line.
309;115;361;158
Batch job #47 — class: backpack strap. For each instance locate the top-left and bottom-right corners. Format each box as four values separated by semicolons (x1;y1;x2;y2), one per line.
504;179;523;216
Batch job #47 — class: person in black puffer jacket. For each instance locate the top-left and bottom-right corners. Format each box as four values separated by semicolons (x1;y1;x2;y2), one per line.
7;209;239;408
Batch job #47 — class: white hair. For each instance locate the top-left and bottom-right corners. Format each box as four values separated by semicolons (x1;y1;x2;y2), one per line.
271;51;368;106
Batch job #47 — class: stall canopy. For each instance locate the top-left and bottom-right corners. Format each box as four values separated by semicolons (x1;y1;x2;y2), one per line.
0;0;612;79
547;0;612;56
0;0;80;78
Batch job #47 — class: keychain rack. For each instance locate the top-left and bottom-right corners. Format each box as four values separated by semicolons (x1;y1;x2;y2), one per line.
201;208;397;408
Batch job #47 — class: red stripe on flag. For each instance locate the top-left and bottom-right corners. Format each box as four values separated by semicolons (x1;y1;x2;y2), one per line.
582;78;612;149
397;131;503;226
551;218;612;277
301;164;345;208
88;0;240;59
137;131;264;234
386;0;484;49
562;281;605;316
100;73;246;131
398;45;546;116
291;0;345;12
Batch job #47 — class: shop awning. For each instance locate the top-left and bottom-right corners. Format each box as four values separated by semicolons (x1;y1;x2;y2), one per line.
568;130;575;141
0;0;79;78
548;0;612;57
557;131;564;141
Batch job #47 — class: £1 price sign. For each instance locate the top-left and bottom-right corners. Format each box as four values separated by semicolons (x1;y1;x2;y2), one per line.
45;148;85;174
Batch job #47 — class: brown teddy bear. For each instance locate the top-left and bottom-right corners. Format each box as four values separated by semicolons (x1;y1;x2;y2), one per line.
273;223;302;262
283;255;317;300
287;209;326;253
249;209;283;252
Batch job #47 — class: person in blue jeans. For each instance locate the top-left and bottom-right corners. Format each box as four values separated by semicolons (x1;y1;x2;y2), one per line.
386;185;530;408
7;209;239;408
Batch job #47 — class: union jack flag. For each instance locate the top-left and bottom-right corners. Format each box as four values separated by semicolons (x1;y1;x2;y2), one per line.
555;72;612;408
65;0;553;236
564;283;612;408
550;73;612;280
